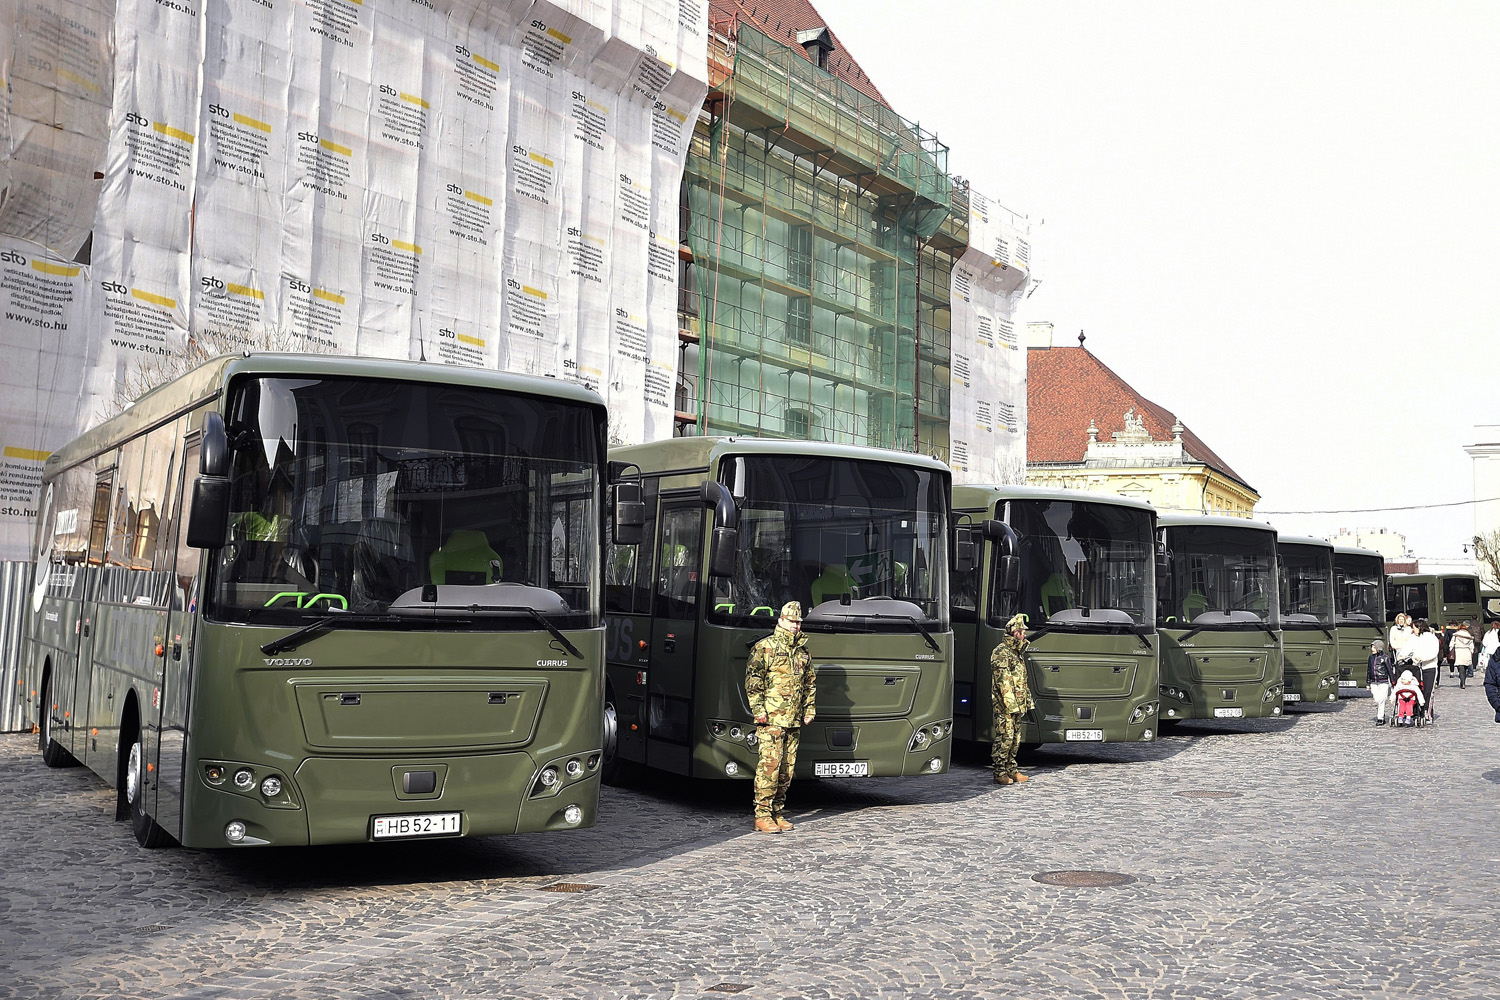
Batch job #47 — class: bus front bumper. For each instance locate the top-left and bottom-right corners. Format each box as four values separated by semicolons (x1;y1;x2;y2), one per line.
696;718;952;779
181;751;601;847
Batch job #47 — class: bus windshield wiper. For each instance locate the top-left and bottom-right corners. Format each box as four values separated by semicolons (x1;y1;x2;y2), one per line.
259;613;403;656
419;603;582;658
861;613;941;654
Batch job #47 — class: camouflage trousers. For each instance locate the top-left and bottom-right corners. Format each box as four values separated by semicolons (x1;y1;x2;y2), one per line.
991;710;1025;777
753;724;799;820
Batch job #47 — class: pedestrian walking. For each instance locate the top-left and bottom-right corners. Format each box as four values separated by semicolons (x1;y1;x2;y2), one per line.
1478;620;1499;677
1367;640;1395;726
1451;621;1475;682
1404;619;1441;724
746;601;815;834
1485;644;1500;723
991;613;1035;786
1389;613;1413;664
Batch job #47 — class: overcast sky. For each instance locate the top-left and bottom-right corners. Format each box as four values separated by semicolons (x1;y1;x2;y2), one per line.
817;0;1498;559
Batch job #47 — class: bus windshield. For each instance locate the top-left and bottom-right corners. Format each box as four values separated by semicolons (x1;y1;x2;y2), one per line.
1279;545;1333;626
210;376;600;627
710;454;949;628
1006;499;1154;629
1334;553;1384;624
1160;526;1278;627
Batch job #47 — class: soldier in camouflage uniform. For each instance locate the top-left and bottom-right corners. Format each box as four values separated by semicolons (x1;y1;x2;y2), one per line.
745;601;816;833
991;612;1035;785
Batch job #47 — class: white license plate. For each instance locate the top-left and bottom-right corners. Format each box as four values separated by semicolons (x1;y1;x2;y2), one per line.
814;761;869;777
1064;729;1104;741
1283;693;1302;702
372;812;462;840
1213;707;1244;718
1338;680;1357;688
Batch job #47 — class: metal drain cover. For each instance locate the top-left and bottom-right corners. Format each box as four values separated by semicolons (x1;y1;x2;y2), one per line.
1032;870;1137;887
706;985;751;994
537;882;601;893
1176;790;1242;799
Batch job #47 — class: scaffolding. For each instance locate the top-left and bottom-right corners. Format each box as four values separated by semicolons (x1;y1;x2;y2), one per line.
681;23;952;453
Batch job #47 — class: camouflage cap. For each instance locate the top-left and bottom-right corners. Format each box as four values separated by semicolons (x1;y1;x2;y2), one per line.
779;601;804;622
1006;613;1030;632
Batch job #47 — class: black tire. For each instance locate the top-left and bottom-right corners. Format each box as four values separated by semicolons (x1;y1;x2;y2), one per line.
37;671;75;768
600;696;642;787
123;726;173;848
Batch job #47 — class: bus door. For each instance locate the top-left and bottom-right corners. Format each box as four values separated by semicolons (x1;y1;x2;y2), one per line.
73;466;114;765
152;435;199;837
646;496;703;775
949;512;985;739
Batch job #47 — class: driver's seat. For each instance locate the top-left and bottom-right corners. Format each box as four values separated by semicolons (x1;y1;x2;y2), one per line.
429;530;502;585
811;564;857;606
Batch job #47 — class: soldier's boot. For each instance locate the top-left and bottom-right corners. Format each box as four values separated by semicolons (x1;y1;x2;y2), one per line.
1010;771;1029;783
774;815;794;832
754;817;780;834
994;772;1014;785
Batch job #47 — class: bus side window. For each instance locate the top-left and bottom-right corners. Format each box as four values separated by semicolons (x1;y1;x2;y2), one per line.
631;479;659;615
171;439;202;613
654;504;702;619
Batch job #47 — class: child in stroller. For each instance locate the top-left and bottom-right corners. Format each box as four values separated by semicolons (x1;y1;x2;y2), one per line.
1391;668;1426;727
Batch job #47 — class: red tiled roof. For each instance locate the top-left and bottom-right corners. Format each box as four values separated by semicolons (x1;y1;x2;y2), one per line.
1026;346;1254;492
709;0;889;106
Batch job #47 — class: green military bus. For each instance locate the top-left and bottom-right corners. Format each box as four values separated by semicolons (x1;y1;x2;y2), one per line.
1385;573;1482;629
1276;534;1339;707
23;354;625;848
1156;514;1284;722
951;486;1158;746
1333;545;1385;693
602;438;954;782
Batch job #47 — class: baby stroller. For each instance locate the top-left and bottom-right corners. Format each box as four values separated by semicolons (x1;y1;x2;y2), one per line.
1394;687;1421;727
1391;668;1426;728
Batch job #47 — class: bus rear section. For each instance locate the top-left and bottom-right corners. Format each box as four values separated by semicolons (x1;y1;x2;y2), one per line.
952;486;1159;747
1334;546;1385;694
26;357;617;848
1277;536;1339;707
603;439;954;783
1387;573;1482;631
1157;516;1284;722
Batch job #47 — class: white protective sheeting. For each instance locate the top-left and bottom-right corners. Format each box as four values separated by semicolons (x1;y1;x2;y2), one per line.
948;185;1032;486
0;0;709;561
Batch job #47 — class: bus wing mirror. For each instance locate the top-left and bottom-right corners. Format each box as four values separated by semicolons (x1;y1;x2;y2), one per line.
953;527;978;575
700;481;739;528
982;518;1018;557
613;482;645;546
185;476;231;549
200;411;229;477
708;526;739;579
997;554;1020;596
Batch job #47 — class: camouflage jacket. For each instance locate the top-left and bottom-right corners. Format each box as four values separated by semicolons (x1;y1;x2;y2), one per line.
991;635;1034;715
746;627;815;727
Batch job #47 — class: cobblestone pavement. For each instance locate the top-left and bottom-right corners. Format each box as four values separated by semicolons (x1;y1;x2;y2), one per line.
3;678;1498;1000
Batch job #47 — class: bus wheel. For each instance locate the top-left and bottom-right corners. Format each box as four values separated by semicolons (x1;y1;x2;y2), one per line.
123;730;173;849
601;696;638;787
37;671;75;769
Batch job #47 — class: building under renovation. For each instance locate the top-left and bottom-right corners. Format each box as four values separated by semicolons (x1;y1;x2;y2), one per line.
675;2;1030;469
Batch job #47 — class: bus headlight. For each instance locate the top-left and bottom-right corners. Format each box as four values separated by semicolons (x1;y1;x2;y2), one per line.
565;760;583;778
563;805;583;826
260;776;282;797
927;757;942;772
729;726;743;740
1141;729;1153;741
725;761;740;776
539;767;559;788
233;768;254;789
225;821;247;844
